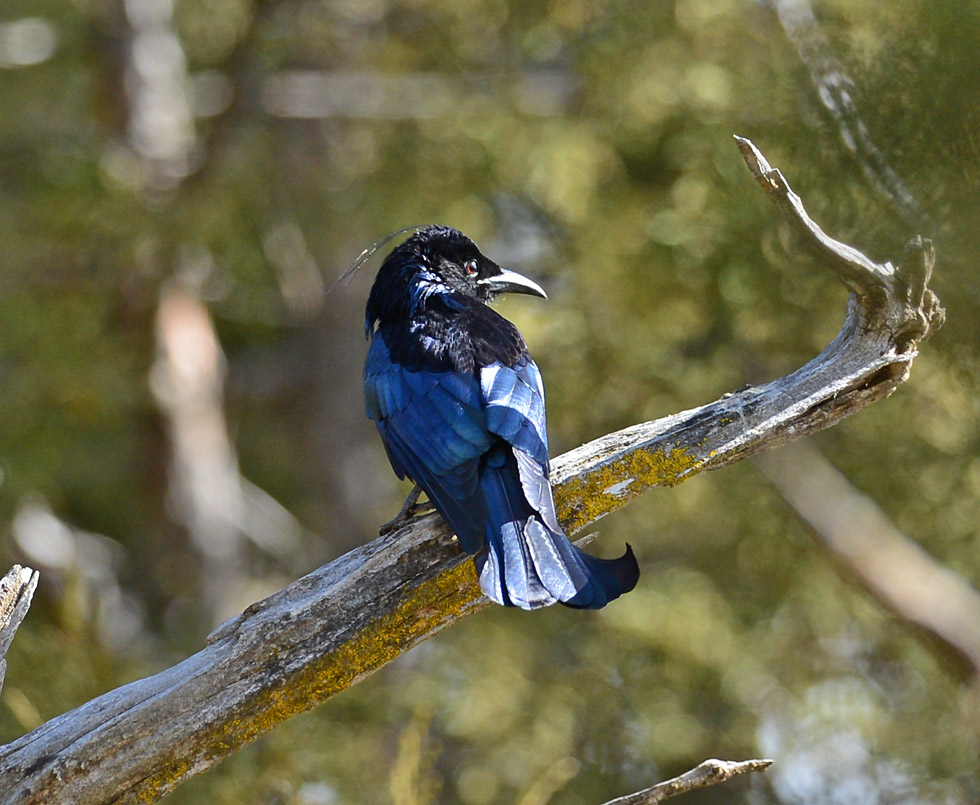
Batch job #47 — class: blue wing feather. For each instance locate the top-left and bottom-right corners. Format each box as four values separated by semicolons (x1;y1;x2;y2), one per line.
481;360;549;466
365;335;489;550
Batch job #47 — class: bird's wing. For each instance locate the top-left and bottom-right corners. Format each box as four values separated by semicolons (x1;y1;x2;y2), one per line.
364;335;491;550
480;358;562;533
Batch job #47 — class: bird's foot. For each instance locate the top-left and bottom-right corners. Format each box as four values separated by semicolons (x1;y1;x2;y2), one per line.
379;485;435;535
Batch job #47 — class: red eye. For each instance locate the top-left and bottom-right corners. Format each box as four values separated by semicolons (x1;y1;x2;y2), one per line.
464;259;478;276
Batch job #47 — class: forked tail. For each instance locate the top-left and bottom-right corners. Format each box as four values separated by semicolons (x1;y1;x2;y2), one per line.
475;451;639;610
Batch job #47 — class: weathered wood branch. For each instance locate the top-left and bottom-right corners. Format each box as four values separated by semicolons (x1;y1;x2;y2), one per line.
602;758;773;805
0;138;943;803
0;566;38;698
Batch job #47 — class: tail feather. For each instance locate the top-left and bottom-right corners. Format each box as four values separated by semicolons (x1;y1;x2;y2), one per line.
477;462;554;608
475;452;639;610
560;542;640;609
490;521;555;609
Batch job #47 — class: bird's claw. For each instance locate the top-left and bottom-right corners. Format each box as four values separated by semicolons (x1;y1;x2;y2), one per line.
378;485;434;535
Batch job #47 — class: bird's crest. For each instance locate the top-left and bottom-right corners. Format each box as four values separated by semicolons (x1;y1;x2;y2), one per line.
326;224;426;298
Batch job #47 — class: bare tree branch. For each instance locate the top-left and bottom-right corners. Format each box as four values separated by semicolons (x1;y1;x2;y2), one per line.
759;442;980;682
0;566;39;697
0;138;943;803
602;758;774;805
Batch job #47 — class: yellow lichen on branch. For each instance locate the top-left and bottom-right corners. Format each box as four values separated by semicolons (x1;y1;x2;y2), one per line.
127;561;486;802
554;445;701;535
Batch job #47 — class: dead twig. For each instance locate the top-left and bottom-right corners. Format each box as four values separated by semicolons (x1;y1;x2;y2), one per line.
601;758;774;804
0;566;39;697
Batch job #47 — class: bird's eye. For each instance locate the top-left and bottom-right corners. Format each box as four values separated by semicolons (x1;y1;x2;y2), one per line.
463;259;479;277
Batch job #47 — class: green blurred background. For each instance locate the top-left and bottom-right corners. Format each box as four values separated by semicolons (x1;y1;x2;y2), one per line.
2;0;980;802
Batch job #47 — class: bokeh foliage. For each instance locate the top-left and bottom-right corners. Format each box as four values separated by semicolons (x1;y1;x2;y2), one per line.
1;0;979;802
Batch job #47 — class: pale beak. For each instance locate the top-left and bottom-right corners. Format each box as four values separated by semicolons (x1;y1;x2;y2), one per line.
479;267;548;299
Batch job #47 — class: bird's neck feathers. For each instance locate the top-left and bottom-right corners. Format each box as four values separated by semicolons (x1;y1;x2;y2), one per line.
366;255;468;336
366;265;528;373
409;270;463;315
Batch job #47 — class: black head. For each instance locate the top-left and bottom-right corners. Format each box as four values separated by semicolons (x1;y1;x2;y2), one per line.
407;225;546;302
366;225;546;334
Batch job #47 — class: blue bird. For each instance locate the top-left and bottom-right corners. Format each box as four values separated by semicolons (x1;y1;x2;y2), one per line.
363;226;639;609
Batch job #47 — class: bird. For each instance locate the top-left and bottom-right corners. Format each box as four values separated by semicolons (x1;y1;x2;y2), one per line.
363;225;639;610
